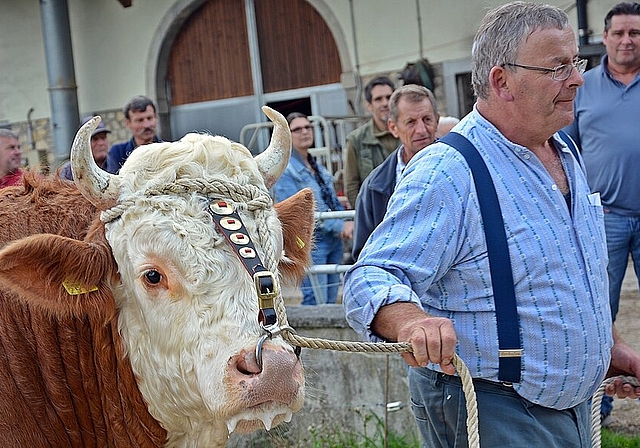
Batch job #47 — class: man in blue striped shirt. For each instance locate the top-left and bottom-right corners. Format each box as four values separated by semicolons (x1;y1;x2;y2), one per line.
343;2;640;446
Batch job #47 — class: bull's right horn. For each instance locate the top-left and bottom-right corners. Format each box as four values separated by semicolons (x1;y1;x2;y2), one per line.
71;116;121;210
255;106;291;189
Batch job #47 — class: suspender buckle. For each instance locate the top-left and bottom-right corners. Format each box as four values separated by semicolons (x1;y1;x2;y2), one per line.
499;349;523;358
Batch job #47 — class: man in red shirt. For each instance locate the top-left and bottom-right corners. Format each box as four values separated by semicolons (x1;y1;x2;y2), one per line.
0;129;23;189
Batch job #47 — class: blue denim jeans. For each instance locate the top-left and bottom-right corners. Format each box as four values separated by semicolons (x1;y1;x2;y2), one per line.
600;211;640;417
603;210;640;320
409;368;590;447
300;232;343;305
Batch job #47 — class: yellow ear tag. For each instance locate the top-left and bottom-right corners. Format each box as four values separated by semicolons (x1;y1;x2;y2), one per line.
296;236;306;249
63;280;99;295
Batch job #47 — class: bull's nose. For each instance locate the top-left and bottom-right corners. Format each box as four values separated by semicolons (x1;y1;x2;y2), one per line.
229;342;302;382
232;348;262;376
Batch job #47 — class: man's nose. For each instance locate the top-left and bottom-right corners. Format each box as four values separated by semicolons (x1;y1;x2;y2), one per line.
415;120;428;134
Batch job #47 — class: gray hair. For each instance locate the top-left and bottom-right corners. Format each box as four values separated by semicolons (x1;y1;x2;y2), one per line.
388;84;438;123
0;129;19;140
123;95;157;119
471;1;569;100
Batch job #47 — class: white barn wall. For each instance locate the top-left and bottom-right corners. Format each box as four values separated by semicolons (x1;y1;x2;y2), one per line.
69;0;176;118
0;1;49;124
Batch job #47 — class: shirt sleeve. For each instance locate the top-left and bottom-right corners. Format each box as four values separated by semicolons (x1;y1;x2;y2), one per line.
343;146;470;340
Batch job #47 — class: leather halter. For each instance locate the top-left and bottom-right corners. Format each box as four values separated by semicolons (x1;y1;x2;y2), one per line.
206;199;279;329
206;198;300;368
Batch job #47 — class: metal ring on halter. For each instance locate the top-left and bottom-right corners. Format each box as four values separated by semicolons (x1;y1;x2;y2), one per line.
255;324;303;368
255;332;272;370
255;322;275;370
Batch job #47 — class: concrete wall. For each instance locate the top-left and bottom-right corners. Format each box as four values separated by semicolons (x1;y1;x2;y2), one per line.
228;304;420;447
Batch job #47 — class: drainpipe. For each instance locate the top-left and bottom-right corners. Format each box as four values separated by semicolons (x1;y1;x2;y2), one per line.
576;0;590;46
39;0;80;169
349;0;362;115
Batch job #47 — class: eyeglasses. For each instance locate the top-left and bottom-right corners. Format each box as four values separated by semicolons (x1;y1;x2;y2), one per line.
502;58;587;81
290;125;313;133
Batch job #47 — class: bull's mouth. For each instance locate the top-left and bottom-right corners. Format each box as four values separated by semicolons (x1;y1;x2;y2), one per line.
225;403;295;434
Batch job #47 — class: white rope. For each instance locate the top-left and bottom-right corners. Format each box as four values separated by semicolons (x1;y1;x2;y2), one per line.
590;375;640;448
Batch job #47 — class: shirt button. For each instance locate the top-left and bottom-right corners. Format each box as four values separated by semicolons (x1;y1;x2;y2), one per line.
551;184;558;191
523;154;531;160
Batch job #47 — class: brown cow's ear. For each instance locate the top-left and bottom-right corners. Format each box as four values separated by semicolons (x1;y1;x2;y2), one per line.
274;188;315;284
0;234;116;321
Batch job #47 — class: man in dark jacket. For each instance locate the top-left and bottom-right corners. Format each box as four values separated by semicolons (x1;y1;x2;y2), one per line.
352;84;440;260
106;95;162;173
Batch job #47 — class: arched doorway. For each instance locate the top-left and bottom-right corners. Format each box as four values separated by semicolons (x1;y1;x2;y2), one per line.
150;0;350;144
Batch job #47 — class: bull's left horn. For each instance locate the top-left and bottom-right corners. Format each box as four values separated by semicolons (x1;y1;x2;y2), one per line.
71;116;121;210
255;106;291;189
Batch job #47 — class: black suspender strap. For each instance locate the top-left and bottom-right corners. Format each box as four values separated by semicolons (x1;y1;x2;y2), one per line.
439;132;522;383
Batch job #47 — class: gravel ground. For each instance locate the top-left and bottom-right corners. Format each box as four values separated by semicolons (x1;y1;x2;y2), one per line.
605;262;640;436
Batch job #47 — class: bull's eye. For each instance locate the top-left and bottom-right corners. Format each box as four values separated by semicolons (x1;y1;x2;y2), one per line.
144;270;162;284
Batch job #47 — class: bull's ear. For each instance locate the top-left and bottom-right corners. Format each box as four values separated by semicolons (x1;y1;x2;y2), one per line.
274;188;315;284
0;234;116;320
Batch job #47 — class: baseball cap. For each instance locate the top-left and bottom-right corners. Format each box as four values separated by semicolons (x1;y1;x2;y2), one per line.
80;116;111;137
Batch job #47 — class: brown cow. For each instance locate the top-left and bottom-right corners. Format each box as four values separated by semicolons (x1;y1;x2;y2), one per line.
0;107;314;447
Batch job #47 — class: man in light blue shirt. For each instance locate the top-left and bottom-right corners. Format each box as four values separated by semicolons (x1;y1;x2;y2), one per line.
343;2;640;446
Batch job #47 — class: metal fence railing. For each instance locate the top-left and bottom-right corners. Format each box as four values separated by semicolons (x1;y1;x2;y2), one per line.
308;209;355;303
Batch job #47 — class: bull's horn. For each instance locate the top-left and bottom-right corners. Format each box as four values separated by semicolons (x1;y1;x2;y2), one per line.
71;116;121;209
255;106;291;189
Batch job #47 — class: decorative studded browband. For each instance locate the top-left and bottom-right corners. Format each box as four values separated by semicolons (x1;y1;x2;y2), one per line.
206;199;279;328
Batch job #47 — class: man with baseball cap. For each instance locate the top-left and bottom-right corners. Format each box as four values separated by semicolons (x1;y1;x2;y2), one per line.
59;116;110;181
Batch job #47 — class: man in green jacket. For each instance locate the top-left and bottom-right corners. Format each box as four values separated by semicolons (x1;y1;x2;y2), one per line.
343;76;400;208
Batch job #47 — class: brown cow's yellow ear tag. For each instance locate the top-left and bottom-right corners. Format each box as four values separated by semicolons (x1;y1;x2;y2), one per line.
63;280;99;295
296;236;305;249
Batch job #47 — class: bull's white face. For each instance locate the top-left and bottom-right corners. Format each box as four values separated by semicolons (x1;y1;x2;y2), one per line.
103;134;304;445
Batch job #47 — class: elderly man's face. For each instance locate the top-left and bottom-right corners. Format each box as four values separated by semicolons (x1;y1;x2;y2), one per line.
0;136;21;176
389;97;438;162
91;132;110;167
504;27;583;134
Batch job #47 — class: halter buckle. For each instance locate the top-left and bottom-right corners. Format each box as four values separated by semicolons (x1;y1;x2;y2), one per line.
254;270;278;309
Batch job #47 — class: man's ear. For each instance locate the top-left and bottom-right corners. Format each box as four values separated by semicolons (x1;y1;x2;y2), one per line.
489;66;515;102
388;119;400;139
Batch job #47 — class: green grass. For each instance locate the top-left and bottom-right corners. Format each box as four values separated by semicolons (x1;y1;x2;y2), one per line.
602;428;640;448
230;413;640;447
305;417;640;448
307;412;421;448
